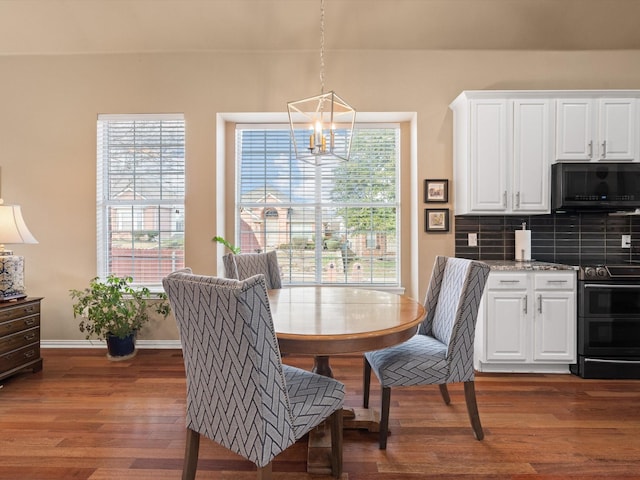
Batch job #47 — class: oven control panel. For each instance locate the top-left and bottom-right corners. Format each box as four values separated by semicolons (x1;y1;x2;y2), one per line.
580;266;609;279
579;264;640;281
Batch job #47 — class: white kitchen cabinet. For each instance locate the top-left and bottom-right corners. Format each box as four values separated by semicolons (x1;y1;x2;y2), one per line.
484;274;529;362
555;98;637;161
512;99;552;212
468;99;509;212
451;93;552;215
533;273;576;362
476;270;576;373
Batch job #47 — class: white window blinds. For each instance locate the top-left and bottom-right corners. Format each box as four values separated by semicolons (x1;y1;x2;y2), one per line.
236;124;399;286
97;114;185;286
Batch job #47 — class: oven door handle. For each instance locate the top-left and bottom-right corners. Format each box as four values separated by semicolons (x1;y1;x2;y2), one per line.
583;284;640;289
585;358;640;364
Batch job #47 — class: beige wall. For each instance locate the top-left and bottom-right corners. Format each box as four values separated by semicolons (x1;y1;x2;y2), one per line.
2;49;640;341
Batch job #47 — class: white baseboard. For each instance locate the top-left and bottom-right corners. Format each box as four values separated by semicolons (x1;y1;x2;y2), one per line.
41;339;182;349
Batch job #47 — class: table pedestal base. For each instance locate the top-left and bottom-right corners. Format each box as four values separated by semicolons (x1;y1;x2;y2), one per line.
306;407;381;475
307;423;334;476
312;355;333;377
343;406;380;433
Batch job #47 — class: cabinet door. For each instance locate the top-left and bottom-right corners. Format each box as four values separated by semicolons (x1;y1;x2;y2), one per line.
555;99;595;161
533;291;576;362
470;99;508;212
512;99;551;212
485;290;528;362
598;99;637;161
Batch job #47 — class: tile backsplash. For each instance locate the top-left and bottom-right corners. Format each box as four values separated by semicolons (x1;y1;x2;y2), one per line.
455;212;640;265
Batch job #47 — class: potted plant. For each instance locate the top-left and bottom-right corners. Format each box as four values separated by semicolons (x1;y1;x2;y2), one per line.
70;275;171;360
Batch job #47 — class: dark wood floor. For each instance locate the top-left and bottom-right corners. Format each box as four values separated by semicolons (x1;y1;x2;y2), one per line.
1;349;640;479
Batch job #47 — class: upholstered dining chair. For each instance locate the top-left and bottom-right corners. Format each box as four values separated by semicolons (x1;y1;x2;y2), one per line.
363;256;490;449
222;250;282;289
163;269;344;479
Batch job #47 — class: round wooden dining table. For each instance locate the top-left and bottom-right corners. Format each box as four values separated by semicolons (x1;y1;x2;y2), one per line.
267;286;426;377
268;286;426;474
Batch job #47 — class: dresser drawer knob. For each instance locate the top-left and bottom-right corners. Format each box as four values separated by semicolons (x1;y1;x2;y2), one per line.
24;333;36;341
24;350;35;359
24;318;36;326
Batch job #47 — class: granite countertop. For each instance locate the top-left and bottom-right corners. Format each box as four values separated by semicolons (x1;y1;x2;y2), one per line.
479;260;578;271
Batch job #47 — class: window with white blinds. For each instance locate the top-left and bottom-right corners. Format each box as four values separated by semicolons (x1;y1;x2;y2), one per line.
97;114;185;286
236;124;399;286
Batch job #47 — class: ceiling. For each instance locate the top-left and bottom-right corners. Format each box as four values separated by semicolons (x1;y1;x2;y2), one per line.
1;0;640;56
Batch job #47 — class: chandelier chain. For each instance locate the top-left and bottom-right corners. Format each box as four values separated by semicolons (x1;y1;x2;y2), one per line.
319;0;325;94
287;0;355;164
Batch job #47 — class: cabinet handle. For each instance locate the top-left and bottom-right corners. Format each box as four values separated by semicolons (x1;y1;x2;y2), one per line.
602;140;607;158
24;350;35;359
546;280;568;284
499;280;521;284
523;295;528;314
502;191;507;208
515;192;520;208
538;294;542;313
588;140;593;158
24;333;36;341
24;318;36;326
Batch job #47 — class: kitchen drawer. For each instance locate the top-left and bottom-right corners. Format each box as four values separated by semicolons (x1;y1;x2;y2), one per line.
0;343;40;374
0;314;40;337
487;273;529;290
0;326;39;355
534;272;576;290
0;301;40;323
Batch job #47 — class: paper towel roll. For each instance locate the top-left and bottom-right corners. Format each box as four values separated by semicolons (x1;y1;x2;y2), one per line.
515;229;531;261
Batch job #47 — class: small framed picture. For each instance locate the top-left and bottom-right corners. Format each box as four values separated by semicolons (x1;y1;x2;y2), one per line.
425;209;449;232
424;179;448;203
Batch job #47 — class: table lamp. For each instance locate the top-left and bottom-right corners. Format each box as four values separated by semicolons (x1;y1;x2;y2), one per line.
0;200;38;301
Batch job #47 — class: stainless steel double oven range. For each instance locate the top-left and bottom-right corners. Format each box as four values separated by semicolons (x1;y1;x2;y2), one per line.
572;264;640;379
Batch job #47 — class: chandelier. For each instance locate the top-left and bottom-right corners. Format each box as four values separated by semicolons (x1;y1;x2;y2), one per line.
287;0;356;166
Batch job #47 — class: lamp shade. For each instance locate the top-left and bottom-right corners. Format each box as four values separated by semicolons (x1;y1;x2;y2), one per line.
0;204;37;301
0;205;38;245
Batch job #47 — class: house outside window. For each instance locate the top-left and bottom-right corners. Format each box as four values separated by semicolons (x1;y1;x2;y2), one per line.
97;114;185;287
236;124;399;286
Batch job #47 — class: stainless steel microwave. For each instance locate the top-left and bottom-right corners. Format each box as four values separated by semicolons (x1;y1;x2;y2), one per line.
551;162;640;211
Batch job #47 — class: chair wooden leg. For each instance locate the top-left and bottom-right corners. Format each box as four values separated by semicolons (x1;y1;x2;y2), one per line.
379;387;391;449
257;462;272;480
439;383;451;405
463;380;484;441
363;358;372;408
182;428;200;480
330;408;343;478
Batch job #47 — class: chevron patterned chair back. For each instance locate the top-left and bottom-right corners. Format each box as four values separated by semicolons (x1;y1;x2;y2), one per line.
222;250;282;289
363;256;490;449
163;269;344;479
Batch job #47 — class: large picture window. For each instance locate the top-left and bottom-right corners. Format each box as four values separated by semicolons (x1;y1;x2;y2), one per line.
97;114;185;286
236;124;399;286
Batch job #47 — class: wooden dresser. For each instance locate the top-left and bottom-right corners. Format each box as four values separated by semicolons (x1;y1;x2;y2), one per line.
0;297;43;382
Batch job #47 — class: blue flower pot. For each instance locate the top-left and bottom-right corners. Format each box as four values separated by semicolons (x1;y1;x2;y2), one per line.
106;332;136;360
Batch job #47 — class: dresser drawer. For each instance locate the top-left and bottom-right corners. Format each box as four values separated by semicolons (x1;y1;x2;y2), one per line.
0;301;40;323
0;314;40;337
0;343;40;373
0;326;39;355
